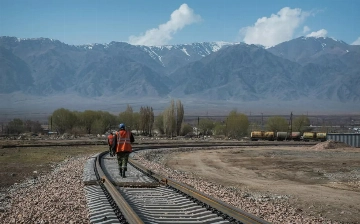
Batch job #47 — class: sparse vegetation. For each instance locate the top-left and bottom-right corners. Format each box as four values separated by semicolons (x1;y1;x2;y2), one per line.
266;116;289;132
292;115;310;132
225;110;249;139
0;145;105;188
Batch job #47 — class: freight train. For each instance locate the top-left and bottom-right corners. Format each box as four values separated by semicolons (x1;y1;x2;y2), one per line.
250;131;327;141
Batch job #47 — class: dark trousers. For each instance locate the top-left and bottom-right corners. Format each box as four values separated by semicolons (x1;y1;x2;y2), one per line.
116;152;130;170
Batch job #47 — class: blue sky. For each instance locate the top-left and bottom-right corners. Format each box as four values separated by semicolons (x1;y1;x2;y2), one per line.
1;0;360;47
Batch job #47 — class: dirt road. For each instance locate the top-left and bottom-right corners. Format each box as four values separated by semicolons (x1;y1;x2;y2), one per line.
162;142;360;223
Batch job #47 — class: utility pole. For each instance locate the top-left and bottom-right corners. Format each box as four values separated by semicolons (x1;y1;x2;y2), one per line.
261;113;263;131
197;116;200;138
290;112;293;140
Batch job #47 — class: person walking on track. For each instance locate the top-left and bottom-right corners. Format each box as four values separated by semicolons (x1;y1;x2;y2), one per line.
111;123;135;178
107;132;115;156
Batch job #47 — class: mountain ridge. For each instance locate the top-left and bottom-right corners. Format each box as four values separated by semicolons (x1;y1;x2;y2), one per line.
0;35;359;114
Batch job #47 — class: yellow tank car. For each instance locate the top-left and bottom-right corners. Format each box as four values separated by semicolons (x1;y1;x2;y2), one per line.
251;131;264;141
316;132;327;142
302;132;316;141
264;131;275;141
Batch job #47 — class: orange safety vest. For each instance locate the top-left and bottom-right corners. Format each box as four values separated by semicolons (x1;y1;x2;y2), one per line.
115;130;132;153
107;134;114;146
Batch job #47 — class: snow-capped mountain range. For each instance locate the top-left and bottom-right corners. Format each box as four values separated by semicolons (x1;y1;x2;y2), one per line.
1;35;360;114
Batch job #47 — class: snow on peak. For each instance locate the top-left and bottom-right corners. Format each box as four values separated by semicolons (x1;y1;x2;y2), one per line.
7;37;57;42
210;41;239;52
76;43;110;50
181;47;190;56
142;47;165;67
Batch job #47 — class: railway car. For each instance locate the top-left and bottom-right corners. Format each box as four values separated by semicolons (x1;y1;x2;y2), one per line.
316;132;327;142
276;132;289;141
276;132;302;141
251;131;327;142
302;132;316;141
250;131;275;141
291;132;301;141
264;131;275;141
302;132;327;141
250;131;263;141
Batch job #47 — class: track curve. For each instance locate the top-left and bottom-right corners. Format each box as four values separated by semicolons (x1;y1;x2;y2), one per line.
84;144;279;224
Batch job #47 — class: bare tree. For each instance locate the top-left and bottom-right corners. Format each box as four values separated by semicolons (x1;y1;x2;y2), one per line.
149;107;154;136
176;100;184;136
7;118;25;135
139;106;146;134
154;113;164;135
139;106;154;136
24;120;43;133
163;99;176;137
119;104;134;129
293;115;311;132
266;116;288;132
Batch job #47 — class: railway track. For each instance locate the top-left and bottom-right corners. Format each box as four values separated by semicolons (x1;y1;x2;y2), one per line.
83;144;280;224
1;140;317;148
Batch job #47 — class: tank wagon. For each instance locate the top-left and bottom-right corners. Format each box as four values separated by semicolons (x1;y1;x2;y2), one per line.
302;132;327;142
250;131;275;141
250;131;326;141
275;132;301;141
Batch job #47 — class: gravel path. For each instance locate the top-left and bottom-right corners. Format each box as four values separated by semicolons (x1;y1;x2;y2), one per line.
0;157;90;223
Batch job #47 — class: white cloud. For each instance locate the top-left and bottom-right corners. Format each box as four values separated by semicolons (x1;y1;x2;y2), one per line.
128;4;201;46
303;26;310;34
352;37;360;45
306;29;328;38
239;7;310;48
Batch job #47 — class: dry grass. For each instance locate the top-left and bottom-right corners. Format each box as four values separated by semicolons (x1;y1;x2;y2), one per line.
0;145;106;188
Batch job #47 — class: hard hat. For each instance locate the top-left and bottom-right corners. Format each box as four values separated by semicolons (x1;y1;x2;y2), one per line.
119;123;125;129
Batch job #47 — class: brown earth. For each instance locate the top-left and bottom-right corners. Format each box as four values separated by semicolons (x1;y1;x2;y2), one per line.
0;145;106;189
162;141;360;223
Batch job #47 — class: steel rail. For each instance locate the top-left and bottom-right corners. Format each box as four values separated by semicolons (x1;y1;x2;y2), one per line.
95;152;144;224
129;157;271;224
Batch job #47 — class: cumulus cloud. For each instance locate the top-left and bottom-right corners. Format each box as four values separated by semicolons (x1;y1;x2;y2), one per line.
128;4;201;46
352;37;360;45
239;7;310;48
303;26;310;34
306;29;328;38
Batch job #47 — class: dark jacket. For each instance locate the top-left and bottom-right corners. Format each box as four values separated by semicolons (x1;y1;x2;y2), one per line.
111;129;135;153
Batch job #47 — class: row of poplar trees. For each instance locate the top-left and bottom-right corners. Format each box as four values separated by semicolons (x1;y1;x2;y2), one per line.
49;99;311;138
6;102;311;139
49;99;184;136
155;99;184;137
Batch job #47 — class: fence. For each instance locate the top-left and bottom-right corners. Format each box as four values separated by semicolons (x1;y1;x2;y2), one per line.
326;133;360;148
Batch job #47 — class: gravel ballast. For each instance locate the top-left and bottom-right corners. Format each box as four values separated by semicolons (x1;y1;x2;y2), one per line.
0;157;90;223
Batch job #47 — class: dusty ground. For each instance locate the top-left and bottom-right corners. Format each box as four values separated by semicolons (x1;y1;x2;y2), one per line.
0;145;106;188
162;141;360;223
